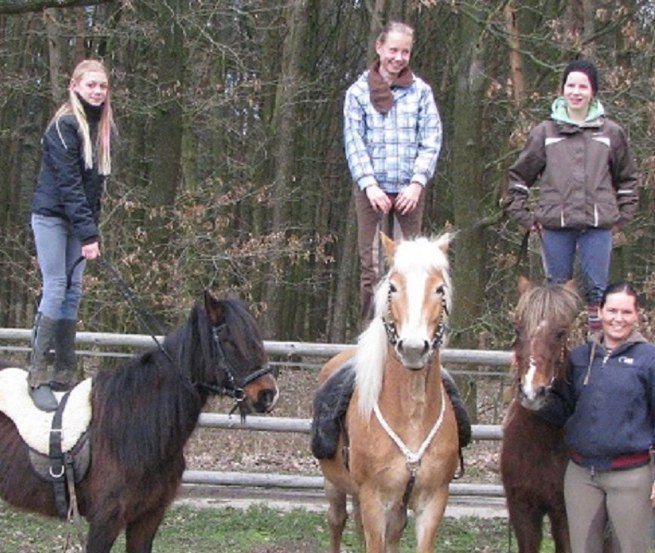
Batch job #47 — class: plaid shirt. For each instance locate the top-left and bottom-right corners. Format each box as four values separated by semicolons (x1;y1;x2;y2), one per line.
343;71;442;192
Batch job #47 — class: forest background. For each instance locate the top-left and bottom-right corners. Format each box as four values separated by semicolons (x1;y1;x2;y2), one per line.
1;0;654;358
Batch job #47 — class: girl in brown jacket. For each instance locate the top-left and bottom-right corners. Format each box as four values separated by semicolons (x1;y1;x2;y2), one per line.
505;59;638;333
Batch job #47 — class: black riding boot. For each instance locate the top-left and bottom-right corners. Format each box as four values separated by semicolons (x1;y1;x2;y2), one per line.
52;318;78;391
28;313;59;412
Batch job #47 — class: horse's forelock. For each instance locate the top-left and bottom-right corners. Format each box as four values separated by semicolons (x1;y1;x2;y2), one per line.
372;237;452;319
220;299;266;364
393;237;450;276
515;283;579;336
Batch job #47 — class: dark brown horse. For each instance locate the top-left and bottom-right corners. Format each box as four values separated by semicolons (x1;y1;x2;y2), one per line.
500;277;579;553
0;291;278;552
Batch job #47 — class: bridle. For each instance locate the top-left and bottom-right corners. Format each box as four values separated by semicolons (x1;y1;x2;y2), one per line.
514;325;568;399
382;282;449;354
198;324;275;409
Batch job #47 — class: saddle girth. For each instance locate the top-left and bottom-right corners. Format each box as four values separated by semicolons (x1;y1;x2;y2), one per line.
49;391;77;519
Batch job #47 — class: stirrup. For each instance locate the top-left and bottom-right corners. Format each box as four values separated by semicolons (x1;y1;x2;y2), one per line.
29;384;59;412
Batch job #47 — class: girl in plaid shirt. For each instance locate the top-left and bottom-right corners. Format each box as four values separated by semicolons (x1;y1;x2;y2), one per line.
344;21;442;324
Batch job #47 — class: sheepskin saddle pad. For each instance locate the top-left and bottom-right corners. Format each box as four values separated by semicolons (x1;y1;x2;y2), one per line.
0;367;92;455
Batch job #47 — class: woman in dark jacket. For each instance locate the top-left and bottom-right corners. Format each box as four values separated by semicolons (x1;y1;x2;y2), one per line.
530;282;655;553
29;59;115;411
505;59;638;334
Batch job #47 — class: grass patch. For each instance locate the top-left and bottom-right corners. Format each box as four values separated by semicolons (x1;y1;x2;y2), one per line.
0;502;553;553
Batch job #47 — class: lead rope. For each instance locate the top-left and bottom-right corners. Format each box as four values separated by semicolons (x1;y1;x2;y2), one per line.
68;256;173;364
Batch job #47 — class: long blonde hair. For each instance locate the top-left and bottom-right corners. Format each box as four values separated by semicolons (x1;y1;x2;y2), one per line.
51;59;114;175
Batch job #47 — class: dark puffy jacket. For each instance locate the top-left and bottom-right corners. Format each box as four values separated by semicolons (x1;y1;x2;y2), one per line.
31;112;105;244
505;117;638;230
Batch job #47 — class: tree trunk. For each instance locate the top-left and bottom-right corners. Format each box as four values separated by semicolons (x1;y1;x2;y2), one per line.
146;0;185;209
261;0;308;338
448;8;490;423
505;1;525;106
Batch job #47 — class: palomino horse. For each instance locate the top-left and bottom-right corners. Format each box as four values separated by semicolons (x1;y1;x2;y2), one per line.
315;233;460;553
500;277;579;553
0;291;278;553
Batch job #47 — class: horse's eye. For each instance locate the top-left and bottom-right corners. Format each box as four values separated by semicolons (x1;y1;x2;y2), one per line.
436;284;445;295
389;282;397;293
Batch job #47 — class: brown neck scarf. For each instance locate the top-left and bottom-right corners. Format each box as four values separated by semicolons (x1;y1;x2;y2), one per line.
368;60;413;114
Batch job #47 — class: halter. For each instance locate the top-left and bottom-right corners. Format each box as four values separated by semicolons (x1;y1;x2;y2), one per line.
515;331;568;402
382;283;449;354
198;324;274;410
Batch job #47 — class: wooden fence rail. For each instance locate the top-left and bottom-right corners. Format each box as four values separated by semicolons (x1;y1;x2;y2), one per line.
0;328;509;499
195;413;505;498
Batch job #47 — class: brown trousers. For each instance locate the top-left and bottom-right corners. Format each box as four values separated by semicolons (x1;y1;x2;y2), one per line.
354;185;425;324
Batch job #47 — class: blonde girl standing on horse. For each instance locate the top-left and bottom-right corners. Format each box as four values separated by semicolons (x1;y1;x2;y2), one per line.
29;59;115;411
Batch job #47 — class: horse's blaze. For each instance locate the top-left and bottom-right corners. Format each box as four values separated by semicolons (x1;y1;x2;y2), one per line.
519;321;562;404
521;356;540;401
390;270;446;369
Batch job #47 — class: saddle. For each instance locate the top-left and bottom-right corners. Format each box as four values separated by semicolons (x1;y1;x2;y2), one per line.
310;360;356;459
0;368;93;517
311;362;472;465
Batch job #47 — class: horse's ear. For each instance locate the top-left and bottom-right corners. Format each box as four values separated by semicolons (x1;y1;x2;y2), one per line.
434;231;453;254
518;276;532;295
563;279;577;295
204;290;225;324
380;232;396;260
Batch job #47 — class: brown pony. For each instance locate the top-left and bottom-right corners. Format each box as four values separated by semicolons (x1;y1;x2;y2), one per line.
0;291;278;553
500;277;579;553
316;233;460;553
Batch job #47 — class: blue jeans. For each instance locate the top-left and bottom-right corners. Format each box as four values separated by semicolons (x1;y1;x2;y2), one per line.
541;228;611;305
31;214;86;320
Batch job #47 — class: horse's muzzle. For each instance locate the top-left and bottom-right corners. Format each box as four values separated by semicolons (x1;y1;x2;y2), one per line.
518;383;549;410
253;387;279;413
395;338;431;369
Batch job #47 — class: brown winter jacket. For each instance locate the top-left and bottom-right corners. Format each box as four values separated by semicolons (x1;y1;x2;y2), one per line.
505;117;638;231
